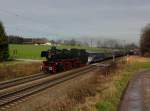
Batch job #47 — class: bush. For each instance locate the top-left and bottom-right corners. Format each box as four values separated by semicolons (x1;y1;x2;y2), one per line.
96;100;114;111
0;21;9;61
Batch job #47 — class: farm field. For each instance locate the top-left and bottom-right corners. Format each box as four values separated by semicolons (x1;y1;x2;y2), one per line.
9;44;109;59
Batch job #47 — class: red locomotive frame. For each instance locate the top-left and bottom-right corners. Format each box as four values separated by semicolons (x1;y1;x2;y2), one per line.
41;58;85;74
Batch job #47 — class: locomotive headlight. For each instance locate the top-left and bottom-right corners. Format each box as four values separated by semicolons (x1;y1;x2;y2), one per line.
40;65;43;71
49;67;52;70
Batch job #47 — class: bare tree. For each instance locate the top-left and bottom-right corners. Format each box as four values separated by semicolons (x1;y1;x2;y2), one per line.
97;40;102;48
102;39;119;49
140;24;150;56
64;39;77;46
125;43;138;50
83;41;89;47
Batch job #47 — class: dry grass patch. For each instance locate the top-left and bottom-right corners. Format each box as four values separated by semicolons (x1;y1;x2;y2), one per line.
35;74;98;111
0;61;41;81
72;60;122;111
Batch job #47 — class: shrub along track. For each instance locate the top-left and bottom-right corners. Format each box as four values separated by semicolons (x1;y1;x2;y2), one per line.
0;65;96;110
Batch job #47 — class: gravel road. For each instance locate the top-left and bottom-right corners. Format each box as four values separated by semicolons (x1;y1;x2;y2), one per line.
119;70;150;111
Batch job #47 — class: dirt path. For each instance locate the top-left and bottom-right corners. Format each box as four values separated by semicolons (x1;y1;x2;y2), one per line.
119;70;150;111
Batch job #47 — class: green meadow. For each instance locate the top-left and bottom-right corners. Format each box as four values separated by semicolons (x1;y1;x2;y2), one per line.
9;44;108;59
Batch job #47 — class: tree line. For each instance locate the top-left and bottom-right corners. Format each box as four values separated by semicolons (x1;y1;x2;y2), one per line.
7;35;138;50
8;35;24;44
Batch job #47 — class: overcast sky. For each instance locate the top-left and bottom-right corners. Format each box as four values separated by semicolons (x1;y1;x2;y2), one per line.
0;0;150;43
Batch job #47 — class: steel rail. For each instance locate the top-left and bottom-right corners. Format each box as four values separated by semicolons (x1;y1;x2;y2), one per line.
0;73;49;90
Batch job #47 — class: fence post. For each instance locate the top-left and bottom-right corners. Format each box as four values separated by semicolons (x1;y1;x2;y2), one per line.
113;55;115;62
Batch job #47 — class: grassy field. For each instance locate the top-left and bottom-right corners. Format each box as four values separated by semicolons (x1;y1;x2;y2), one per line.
95;56;150;111
9;44;108;59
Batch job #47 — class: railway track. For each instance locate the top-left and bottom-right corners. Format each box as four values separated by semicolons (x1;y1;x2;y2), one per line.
0;73;49;90
0;65;96;109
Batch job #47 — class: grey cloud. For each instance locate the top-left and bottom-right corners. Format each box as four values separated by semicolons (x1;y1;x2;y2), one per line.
0;0;150;43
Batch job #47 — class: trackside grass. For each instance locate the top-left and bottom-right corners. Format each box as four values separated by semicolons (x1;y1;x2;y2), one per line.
0;61;41;82
95;56;150;111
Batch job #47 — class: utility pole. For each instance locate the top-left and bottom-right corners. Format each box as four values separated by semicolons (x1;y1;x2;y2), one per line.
123;40;126;55
90;39;93;48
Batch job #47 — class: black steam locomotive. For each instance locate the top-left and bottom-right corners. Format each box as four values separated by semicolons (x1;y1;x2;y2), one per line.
41;46;88;73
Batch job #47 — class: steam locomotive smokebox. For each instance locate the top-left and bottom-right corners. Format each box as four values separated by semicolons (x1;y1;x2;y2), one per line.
41;51;48;57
